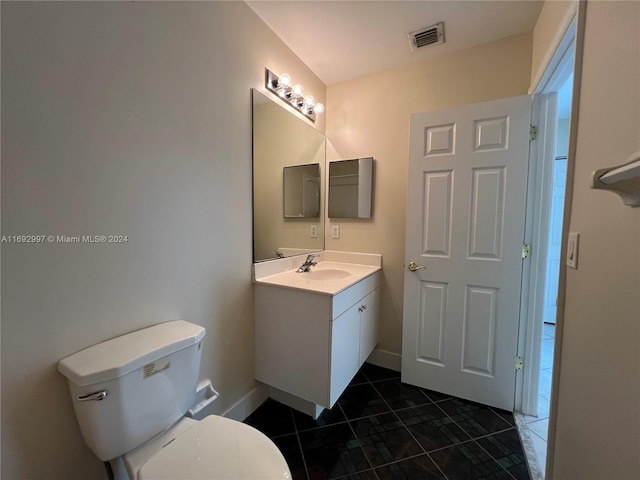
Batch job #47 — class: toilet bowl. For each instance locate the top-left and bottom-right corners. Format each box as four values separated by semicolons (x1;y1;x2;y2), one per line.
124;416;289;480
58;320;290;480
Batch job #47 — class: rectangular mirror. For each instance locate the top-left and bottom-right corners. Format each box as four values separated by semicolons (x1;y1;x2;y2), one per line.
328;157;373;218
283;163;321;218
252;89;325;262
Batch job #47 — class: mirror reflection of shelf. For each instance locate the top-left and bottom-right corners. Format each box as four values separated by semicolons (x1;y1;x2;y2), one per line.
283;163;321;218
331;174;358;180
328;158;373;218
591;150;640;207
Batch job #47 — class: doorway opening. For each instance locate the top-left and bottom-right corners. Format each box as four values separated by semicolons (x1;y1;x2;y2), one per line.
515;12;577;479
528;72;573;470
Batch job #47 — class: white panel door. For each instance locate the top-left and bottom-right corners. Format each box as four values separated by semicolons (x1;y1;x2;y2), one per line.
402;95;532;410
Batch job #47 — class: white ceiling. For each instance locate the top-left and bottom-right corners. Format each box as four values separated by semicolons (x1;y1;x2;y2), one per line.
247;1;544;86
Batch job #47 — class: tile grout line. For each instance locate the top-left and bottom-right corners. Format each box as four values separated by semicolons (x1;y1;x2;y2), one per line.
369;378;453;479
290;405;311;480
425;451;451;480
388;405;452;480
338;388;382;480
370;374;452;480
270;365;534;480
429;400;523;479
362;369;440;479
470;430;521;480
370;372;517;479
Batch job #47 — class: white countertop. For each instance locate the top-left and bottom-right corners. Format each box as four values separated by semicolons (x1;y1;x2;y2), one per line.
253;251;382;296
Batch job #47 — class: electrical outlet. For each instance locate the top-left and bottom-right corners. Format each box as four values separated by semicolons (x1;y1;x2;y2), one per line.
310;224;318;238
331;225;340;239
567;232;579;269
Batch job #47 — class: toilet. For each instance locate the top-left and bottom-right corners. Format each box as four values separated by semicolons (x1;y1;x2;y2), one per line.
58;320;291;480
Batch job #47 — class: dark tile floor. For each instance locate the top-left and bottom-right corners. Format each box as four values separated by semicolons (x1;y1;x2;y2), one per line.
244;363;531;480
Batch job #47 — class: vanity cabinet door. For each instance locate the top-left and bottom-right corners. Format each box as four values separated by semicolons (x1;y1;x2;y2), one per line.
359;288;380;365
329;304;360;406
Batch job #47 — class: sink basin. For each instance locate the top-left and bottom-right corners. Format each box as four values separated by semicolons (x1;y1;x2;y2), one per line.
302;268;351;281
254;256;381;295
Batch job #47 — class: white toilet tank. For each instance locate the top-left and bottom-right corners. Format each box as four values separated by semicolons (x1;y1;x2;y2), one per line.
58;320;206;461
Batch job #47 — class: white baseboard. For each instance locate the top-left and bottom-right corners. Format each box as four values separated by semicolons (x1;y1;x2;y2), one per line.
366;348;402;372
222;382;269;422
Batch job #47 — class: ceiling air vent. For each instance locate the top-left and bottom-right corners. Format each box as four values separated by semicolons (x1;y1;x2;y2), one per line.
408;22;445;52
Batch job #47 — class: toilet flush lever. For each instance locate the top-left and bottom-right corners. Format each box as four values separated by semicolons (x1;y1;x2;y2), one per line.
78;390;108;402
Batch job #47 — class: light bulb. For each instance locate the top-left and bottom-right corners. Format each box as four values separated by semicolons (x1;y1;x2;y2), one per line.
313;102;325;114
291;84;303;97
304;95;315;107
278;73;291;88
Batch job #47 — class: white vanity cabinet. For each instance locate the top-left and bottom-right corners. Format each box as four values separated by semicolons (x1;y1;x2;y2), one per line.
255;271;379;413
358;289;380;365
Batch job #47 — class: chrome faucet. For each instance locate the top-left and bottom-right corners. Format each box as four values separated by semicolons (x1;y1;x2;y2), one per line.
297;254;319;273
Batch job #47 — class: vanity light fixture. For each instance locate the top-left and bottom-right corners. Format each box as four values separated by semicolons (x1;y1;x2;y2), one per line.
265;68;324;122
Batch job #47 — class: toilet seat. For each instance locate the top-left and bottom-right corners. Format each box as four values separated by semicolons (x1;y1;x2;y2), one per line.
135;415;291;480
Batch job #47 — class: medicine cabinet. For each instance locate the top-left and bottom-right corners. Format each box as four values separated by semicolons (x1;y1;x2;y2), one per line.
328;157;373;218
283;163;321;218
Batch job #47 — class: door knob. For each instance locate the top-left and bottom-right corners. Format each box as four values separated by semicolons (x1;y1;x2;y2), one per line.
408;261;426;272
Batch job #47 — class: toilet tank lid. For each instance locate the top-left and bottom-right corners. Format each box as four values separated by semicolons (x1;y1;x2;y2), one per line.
58;320;206;387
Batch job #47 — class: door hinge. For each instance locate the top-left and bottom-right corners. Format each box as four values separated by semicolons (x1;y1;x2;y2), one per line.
529;125;538;141
522;244;531;259
515;356;524;370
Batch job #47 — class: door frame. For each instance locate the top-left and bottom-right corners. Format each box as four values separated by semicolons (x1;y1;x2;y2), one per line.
514;6;578;417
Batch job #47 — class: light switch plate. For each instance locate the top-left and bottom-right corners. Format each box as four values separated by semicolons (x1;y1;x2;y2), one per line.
567;232;579;269
331;224;340;239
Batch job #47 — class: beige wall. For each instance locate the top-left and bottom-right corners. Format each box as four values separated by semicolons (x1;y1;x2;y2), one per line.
325;32;533;354
0;2;324;479
530;0;577;90
551;1;640;478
